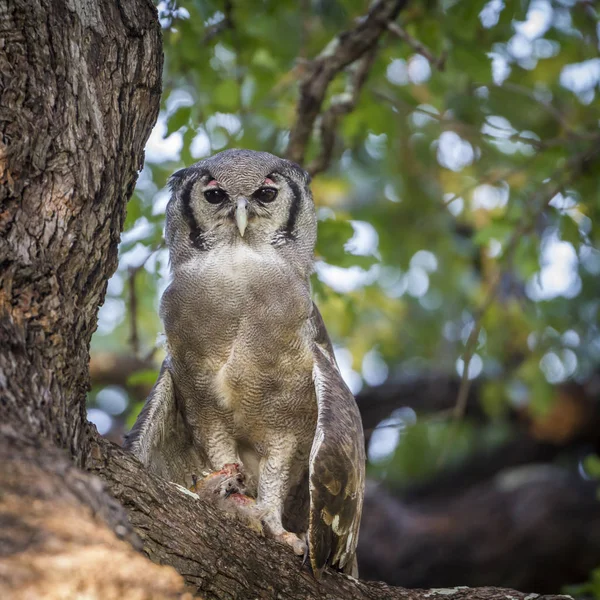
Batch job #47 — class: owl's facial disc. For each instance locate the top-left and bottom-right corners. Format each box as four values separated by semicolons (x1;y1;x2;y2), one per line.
198;174;283;240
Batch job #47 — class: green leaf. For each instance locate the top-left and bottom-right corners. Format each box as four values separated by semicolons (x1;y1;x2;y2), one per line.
166;106;192;136
213;79;239;111
127;369;159;387
316;219;378;269
472;221;512;246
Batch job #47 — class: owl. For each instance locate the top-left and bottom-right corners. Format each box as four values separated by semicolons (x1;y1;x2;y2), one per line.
125;149;365;578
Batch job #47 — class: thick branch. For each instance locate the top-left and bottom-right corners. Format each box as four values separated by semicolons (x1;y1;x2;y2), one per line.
88;438;569;600
0;425;192;600
306;47;378;177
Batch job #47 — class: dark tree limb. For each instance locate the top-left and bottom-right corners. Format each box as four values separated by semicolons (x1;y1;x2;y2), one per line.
0;425;195;599
359;467;600;594
87;437;571;600
306;46;379;177
90;352;157;395
1;420;573;600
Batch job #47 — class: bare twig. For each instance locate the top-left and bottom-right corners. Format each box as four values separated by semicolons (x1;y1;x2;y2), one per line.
493;81;598;142
286;0;408;167
454;151;595;416
387;22;446;71
452;298;491;421
126;242;165;358
127;266;140;357
500;81;570;130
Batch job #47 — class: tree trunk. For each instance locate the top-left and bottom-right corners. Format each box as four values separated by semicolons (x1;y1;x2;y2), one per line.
0;0;162;463
0;2;575;599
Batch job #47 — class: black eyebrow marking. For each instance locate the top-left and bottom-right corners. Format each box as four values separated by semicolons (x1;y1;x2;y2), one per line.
180;169;211;250
276;172;302;240
168;167;190;192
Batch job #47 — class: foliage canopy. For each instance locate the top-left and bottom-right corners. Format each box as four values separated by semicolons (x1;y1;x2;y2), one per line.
90;0;600;489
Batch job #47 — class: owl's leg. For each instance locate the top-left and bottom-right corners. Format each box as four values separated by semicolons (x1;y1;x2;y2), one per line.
185;417;246;496
255;441;307;556
195;418;240;471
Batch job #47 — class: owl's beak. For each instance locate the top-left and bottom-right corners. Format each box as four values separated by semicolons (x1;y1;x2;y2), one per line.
235;198;248;237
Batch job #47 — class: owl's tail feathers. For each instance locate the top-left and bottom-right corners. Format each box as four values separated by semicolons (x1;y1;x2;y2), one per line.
343;554;359;579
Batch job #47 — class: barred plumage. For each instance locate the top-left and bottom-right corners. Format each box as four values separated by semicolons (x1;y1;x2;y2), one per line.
125;149;365;578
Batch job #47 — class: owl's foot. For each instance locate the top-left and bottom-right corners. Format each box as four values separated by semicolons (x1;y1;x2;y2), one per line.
273;531;307;556
259;505;307;556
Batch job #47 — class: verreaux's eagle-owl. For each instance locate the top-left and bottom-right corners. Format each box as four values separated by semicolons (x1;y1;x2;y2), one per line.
125;149;365;577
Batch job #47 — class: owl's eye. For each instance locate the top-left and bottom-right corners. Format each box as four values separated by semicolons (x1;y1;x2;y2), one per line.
204;188;228;204
253;187;278;203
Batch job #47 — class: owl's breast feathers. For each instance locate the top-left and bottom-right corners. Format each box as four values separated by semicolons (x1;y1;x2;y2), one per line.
162;242;316;425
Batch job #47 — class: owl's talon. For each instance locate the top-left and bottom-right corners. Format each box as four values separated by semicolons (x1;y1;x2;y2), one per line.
301;541;309;569
274;531;307;556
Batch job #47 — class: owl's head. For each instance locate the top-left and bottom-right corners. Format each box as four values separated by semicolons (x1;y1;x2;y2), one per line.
165;149;316;274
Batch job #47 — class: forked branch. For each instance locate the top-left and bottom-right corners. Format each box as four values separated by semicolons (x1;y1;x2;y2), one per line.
286;0;408;169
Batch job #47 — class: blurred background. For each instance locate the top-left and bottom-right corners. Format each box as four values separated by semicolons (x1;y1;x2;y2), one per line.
88;0;600;596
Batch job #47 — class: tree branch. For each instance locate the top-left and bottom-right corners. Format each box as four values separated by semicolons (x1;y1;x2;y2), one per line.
0;425;192;599
286;0;408;167
86;437;571;600
306;46;379;177
387;22;446;70
451;143;600;426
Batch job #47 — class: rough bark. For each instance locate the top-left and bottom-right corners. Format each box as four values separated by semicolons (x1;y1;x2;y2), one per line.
88;437;569;600
0;425;194;600
2;425;569;600
0;1;577;599
0;0;162;463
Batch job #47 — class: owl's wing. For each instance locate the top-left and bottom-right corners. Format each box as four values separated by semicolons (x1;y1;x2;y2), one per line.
124;359;205;486
307;304;366;579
